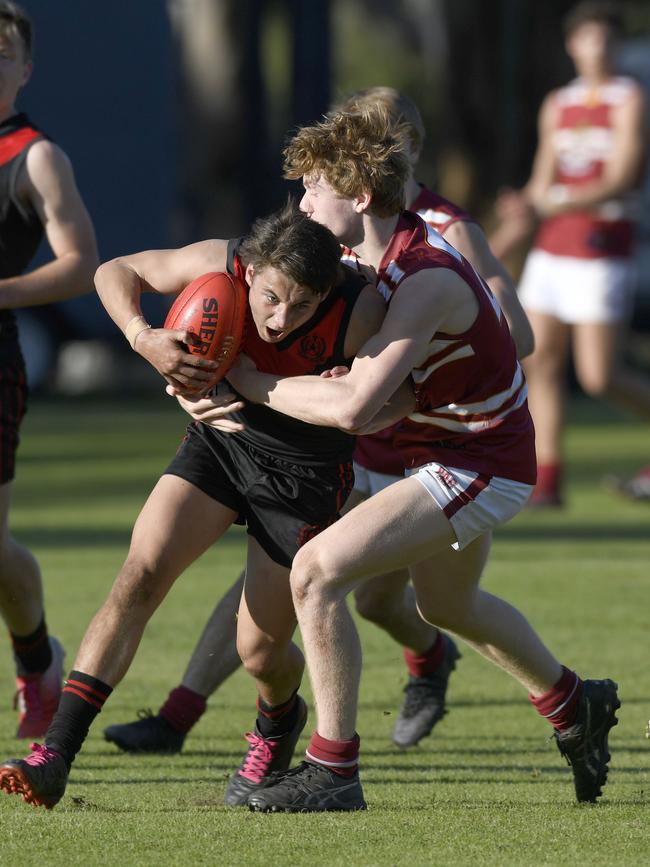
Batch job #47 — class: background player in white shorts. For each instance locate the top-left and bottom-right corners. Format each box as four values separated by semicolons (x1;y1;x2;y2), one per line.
491;1;650;506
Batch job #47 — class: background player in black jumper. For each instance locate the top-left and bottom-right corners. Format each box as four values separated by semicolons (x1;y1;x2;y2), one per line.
0;1;98;739
0;204;394;810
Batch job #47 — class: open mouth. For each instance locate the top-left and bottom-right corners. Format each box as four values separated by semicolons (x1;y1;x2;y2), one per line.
265;326;284;339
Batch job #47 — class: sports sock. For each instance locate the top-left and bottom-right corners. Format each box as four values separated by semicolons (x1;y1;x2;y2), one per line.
535;463;562;498
256;689;299;738
529;666;583;731
159;685;207;734
305;731;360;777
404;631;446;677
11;616;52;674
45;670;113;767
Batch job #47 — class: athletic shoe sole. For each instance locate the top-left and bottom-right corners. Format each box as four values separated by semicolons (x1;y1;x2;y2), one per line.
0;764;58;809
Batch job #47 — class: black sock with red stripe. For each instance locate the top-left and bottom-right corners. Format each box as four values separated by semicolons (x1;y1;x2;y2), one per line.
45;670;113;767
256;690;299;738
11;616;52;674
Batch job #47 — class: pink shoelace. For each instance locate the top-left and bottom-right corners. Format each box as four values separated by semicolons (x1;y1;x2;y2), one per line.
23;743;61;767
239;732;280;783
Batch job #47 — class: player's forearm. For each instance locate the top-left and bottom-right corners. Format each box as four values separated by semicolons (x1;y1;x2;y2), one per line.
538;176;637;215
351;380;416;434
487;223;532;262
231;368;362;430
0;250;98;309
94;260;148;334
486;273;535;359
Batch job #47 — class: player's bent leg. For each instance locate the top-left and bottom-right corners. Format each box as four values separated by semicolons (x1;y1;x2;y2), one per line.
295;477;457;738
0;522;44;634
571;321;650;499
353;571;459;747
104;571;245;754
181;570;244;695
522;310;570;507
236;539;302;701
574;320;650;414
1;476;238;810
0;482;64;740
249;478;457;813
349;473;461;748
225;538;306;807
410;540;618;803
354;570;429;649
410;535;562;692
75;476;238;684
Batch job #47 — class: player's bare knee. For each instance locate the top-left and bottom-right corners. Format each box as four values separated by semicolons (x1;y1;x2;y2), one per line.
579;371;611;398
0;532;30;568
111;559;163;611
238;639;284;681
290;546;324;605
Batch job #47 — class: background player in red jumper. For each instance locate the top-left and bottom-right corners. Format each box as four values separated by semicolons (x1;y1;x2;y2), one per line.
102;87;535;757
225;106;619;812
0;2;98;738
491;1;650;506
0;205;390;810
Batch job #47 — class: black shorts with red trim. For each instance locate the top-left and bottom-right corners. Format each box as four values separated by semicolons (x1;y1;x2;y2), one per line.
0;344;28;484
164;422;354;567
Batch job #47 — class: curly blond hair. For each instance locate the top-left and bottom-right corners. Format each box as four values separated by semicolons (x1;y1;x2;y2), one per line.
283;104;410;218
333;86;425;162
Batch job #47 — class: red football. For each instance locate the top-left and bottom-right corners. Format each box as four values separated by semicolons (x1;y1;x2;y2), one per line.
164;271;248;386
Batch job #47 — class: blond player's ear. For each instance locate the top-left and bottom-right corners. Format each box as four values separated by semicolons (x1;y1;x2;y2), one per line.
353;191;372;214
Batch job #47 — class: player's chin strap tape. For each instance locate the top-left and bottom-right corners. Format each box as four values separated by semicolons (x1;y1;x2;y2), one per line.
124;315;151;350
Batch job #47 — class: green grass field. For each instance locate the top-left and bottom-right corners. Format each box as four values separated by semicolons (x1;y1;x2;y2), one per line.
1;394;649;866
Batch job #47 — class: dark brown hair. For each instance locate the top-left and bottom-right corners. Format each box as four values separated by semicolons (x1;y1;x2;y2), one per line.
563;2;624;39
238;201;341;297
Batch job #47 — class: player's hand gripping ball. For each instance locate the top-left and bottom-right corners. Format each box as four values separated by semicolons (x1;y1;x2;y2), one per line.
164;272;248;388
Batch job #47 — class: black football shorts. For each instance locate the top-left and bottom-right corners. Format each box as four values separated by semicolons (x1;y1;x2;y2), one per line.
0;349;27;484
164;422;354;567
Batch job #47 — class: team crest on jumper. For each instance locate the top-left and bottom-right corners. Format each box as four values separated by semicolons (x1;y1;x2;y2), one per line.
299;334;326;362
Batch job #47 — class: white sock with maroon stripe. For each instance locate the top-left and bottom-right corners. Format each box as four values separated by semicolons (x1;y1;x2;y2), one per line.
305;731;360;777
529;666;583;730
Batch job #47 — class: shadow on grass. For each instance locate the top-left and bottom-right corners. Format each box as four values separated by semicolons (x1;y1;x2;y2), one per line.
14;527;247;549
89;748;244;760
364;746;550;759
363;763;645;782
70;776;223;786
499;523;649;542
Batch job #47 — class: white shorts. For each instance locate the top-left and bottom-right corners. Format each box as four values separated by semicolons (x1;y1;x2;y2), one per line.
518;249;634;324
353;461;401;497
408;462;533;551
